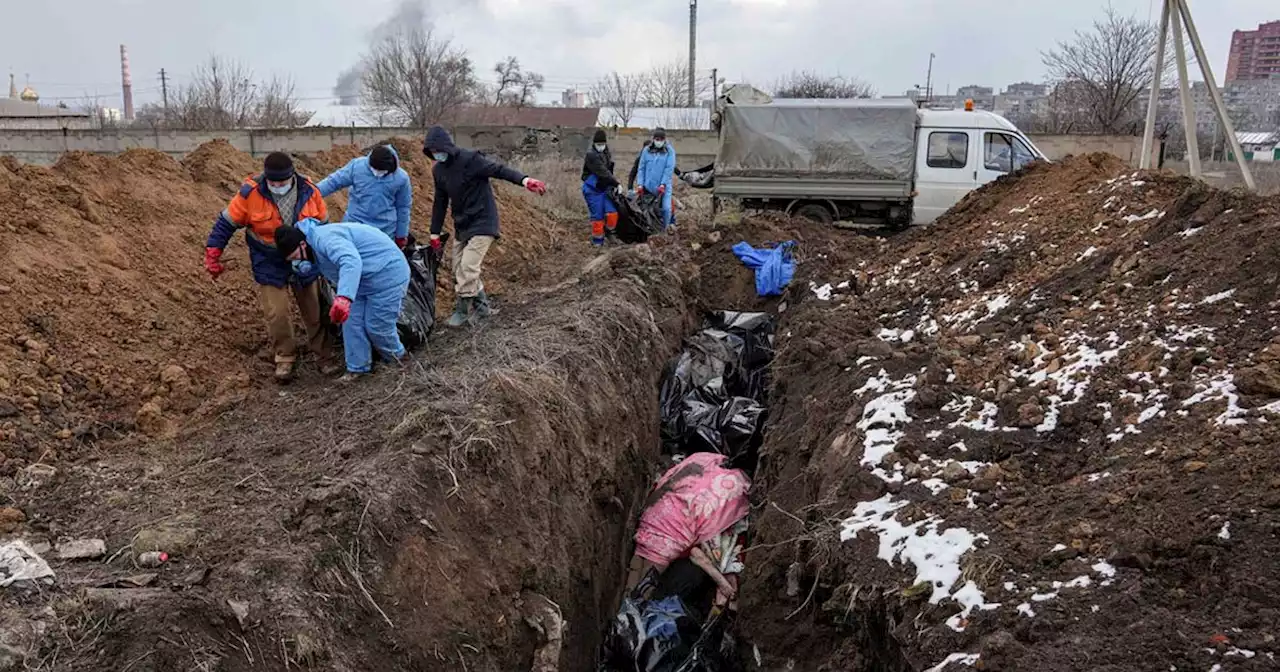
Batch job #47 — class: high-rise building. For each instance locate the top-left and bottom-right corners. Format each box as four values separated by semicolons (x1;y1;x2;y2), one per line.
1226;20;1280;82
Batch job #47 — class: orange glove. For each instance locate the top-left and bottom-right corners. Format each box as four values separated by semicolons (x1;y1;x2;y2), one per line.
329;296;352;325
203;247;225;279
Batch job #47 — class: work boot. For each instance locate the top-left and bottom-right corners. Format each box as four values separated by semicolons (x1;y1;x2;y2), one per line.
474;290;499;318
274;361;295;383
447;297;474;328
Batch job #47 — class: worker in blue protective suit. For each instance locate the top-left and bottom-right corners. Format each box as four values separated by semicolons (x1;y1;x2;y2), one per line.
316;145;413;247
634;127;677;229
273;219;411;380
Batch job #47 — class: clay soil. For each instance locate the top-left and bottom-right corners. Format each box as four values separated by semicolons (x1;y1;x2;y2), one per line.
729;156;1280;671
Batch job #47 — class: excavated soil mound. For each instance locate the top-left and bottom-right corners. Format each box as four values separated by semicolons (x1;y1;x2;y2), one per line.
0;139;574;477
737;155;1280;670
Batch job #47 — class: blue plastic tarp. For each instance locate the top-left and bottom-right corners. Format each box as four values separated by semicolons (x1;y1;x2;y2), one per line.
732;241;796;297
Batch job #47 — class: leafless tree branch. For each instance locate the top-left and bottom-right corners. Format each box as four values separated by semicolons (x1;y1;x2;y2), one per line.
772;71;875;99
590;72;644;127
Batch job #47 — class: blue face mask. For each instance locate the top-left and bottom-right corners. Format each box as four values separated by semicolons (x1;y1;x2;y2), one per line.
432;152;449;162
292;259;315;277
652;140;666;149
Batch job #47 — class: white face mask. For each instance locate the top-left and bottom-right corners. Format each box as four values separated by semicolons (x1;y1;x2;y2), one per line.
432;152;449;162
653;140;666;149
371;167;389;178
594;143;607;152
268;183;293;196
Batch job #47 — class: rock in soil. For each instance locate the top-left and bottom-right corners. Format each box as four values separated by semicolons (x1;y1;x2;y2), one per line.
56;539;107;560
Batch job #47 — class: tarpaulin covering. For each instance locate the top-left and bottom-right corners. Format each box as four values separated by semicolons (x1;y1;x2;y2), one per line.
731;241;796;297
634;453;751;567
715;100;918;181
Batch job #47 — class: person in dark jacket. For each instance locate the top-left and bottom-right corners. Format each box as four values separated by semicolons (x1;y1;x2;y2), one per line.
581;129;621;246
423;125;547;327
627;139;650;191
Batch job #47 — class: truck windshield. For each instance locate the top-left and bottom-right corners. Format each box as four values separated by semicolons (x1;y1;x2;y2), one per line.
983;132;1037;173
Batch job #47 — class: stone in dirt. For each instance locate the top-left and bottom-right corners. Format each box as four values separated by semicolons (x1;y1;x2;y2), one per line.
941;461;971;482
0;508;24;534
56;539;107;560
134;401;171;437
1016;400;1045;428
1235;365;1280;398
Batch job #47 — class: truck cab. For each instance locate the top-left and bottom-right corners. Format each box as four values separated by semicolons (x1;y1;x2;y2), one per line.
913;107;1043;224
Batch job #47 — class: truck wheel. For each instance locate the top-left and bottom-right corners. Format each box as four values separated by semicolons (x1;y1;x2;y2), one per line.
795;203;834;224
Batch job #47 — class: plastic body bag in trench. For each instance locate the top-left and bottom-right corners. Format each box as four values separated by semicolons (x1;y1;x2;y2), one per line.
318;231;447;351
659;312;775;471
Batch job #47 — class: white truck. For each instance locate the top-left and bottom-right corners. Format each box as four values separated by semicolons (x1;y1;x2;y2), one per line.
702;87;1046;227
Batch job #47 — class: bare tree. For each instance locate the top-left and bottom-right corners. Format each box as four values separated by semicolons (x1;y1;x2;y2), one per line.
640;60;711;107
491;56;544;109
772;71;875;99
591;72;644;127
167;56;259;130
1041;8;1175;134
359;18;477;127
257;76;313;127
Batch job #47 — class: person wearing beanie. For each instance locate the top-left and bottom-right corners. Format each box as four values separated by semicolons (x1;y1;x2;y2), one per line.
317;144;414;247
274;218;411;381
634;127;678;229
422;125;548;327
581;129;621;246
205;151;336;382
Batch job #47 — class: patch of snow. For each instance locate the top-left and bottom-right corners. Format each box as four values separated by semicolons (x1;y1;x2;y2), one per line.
1180;227;1202;238
1225;648;1255;659
1017;603;1036;618
1218;522;1231;540
879;328;916;343
1050;544;1068;552
810;282;834;301
856;356;877;366
1086;472;1112;482
1031;591;1058;602
925;653;980;672
1122;209;1163;223
857;373;918;471
1077;246;1098;261
1201;289;1236;305
1003;581;1017;592
1091;605;1100;613
1181;373;1248;427
840;495;987;605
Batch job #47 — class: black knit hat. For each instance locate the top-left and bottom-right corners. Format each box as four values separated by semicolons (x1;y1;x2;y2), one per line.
369;145;397;172
263;152;295;182
592;129;607;144
652;127;667;140
273;225;307;258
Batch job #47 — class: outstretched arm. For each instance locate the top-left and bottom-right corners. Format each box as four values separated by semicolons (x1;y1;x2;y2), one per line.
474;153;527;186
316;159;357;198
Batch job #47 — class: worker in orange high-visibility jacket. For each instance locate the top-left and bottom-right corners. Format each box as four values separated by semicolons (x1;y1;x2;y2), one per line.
203;151;338;382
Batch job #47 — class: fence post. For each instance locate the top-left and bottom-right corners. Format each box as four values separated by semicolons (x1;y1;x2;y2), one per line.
248;129;256;158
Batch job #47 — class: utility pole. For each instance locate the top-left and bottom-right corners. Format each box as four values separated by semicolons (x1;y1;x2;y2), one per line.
159;68;169;112
711;68;718;103
1141;0;1255;190
688;0;698;107
924;53;935;106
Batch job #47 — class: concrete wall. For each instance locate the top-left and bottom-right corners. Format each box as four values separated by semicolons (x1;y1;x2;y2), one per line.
0;125;1146;169
0;117;96;131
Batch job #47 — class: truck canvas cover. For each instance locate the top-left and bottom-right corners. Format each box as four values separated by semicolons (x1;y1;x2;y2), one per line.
716;99;918;182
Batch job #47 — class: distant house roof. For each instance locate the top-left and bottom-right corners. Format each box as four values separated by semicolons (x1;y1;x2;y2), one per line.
306;103;601;128
447;106;600;127
0;98;92;118
1236;131;1279;145
598;107;711;130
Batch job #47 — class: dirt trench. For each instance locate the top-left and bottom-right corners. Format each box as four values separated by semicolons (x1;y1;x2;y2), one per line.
2;242;728;671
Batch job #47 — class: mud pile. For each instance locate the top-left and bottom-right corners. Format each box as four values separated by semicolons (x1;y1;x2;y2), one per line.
0;139;566;472
735;155;1280;670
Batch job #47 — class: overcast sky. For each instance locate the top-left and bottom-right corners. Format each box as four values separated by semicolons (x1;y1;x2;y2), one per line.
4;0;1276;110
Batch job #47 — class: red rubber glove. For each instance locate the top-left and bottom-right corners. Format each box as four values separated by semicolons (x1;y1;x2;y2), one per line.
329;296;352;325
395;237;407;249
635;186;645;196
429;235;443;252
523;177;547;195
658;184;666;196
203;247;225;279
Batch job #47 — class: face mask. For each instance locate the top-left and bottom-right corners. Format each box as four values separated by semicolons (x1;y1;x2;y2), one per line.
371;167;389;178
432;152;449;162
268;182;293;196
653;140;666;149
292;259;315;277
594;144;607;152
